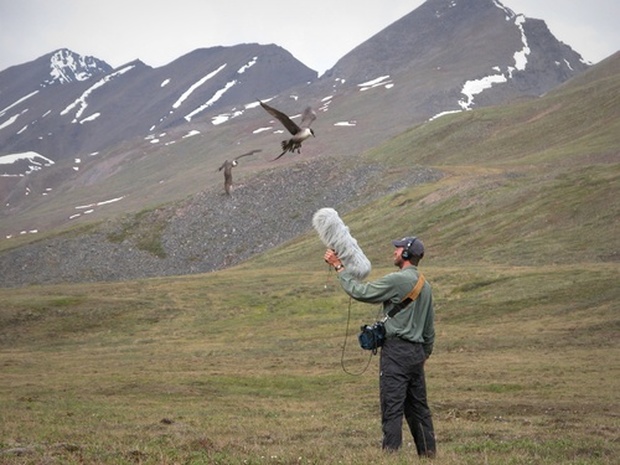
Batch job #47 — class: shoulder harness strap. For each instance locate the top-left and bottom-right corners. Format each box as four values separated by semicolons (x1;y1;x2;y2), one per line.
387;274;426;318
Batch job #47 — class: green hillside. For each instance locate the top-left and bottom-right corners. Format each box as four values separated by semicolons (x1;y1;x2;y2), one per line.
257;52;620;270
1;55;618;464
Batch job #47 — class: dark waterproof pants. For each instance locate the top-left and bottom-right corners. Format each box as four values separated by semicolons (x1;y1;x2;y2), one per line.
380;338;436;457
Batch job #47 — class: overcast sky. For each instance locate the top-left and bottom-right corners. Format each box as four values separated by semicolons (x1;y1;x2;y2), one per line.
1;0;618;76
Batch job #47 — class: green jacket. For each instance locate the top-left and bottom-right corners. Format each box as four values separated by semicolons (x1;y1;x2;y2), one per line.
338;265;435;358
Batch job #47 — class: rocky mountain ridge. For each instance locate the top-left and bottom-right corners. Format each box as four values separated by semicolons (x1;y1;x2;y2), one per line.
0;44;316;164
1;1;589;170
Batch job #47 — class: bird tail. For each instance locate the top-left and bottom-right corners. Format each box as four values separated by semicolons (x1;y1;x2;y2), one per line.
272;149;288;161
281;140;294;152
272;140;294;161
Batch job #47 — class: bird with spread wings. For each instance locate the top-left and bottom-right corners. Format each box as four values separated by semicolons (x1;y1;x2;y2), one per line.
217;149;261;195
259;101;316;161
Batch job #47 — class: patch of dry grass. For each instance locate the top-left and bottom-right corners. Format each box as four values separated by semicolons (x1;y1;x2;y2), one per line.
1;262;618;464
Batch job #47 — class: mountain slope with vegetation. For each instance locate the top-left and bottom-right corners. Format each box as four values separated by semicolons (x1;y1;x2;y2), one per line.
5;51;617;287
1;0;591;246
0;50;618;465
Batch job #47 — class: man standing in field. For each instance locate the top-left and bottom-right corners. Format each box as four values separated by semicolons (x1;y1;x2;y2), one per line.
324;236;436;457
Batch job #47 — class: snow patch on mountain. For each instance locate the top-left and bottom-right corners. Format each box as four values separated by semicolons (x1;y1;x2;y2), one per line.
172;64;227;110
0;151;55;176
79;112;100;124
458;14;531;110
68;196;125;221
211;109;243;125
237;56;258;74
0;112;22;131
492;0;516;20
185;79;237;122
43;49;111;86
358;75;393;91
184;57;259;122
183;130;200;138
60;64;136;123
0;90;39;118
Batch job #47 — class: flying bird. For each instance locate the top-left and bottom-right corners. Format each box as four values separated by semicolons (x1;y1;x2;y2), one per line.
217;149;261;195
259;100;316;161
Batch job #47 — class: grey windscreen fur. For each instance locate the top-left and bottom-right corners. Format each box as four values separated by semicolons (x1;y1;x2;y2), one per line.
312;208;371;280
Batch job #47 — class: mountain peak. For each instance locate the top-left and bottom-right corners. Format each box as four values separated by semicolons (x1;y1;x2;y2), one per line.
324;0;587;87
43;48;112;86
0;1;593;205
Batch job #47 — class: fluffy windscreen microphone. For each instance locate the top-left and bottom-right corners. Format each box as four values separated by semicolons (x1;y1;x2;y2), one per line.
312;207;371;280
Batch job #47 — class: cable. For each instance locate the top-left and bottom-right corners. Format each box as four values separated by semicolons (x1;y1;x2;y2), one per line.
340;296;375;376
324;265;376;376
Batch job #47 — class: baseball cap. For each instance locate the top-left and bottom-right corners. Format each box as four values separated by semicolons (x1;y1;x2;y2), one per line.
392;236;425;257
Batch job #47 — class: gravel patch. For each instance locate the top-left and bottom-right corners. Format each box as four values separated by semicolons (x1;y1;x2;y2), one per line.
0;157;442;287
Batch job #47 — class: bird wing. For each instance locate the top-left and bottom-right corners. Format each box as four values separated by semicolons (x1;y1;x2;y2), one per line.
300;106;317;128
259;101;301;135
234;149;262;161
